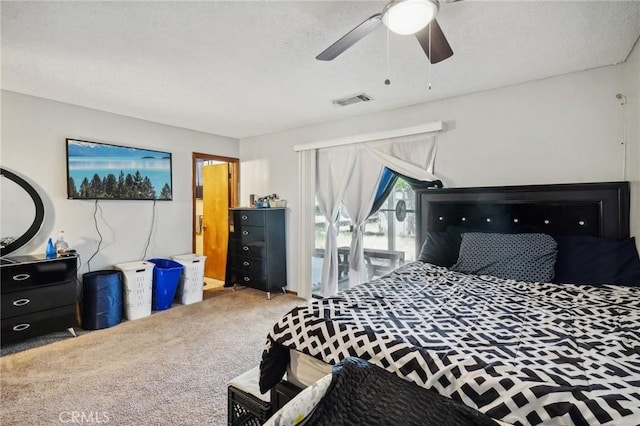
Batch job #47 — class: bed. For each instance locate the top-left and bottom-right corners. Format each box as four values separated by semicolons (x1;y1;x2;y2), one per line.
259;182;640;425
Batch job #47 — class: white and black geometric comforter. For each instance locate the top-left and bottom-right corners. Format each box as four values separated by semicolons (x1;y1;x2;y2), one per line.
260;262;640;426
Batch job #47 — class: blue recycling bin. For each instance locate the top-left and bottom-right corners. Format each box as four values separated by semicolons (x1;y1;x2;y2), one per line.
82;270;123;329
148;258;184;311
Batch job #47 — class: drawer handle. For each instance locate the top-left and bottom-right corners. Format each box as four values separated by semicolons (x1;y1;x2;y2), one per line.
242;246;249;251
243;277;250;282
243;261;250;266
12;273;30;281
13;323;30;332
13;298;30;307
241;215;248;220
242;231;249;235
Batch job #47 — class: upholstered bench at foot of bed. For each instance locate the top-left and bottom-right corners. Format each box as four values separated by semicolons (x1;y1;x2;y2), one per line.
228;366;272;426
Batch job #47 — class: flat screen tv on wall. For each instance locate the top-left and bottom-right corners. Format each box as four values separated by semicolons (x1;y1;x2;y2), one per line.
66;139;173;201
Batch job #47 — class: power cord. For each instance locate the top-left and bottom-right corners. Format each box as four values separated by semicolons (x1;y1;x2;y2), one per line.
75;252;83;303
142;198;157;260
616;93;628;180
84;200;103;272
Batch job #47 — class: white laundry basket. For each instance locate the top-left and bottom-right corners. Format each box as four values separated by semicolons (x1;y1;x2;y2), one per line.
115;260;154;320
172;254;207;304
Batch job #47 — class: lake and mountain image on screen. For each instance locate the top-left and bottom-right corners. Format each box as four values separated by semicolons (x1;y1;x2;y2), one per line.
66;139;172;200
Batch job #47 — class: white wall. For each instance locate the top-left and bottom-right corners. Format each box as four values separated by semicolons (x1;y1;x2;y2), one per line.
239;48;640;294
1;90;239;275
623;41;640;249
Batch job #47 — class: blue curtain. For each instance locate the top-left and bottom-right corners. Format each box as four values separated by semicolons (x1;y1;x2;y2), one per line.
368;168;398;217
368;168;443;217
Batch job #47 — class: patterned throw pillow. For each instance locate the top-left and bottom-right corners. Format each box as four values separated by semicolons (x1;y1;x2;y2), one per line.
451;233;558;283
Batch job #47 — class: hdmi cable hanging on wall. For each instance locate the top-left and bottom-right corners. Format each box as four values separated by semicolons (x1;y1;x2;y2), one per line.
83;200;103;273
616;93;628;180
142;198;157;260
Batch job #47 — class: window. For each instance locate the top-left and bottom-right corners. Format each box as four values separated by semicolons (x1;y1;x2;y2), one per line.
312;204;352;294
312;177;416;296
362;177;415;277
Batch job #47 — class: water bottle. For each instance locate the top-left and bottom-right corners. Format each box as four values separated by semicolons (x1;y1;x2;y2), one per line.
45;237;56;258
55;230;69;254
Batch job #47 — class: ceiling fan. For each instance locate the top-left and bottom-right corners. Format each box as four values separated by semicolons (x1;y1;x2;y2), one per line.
316;0;457;64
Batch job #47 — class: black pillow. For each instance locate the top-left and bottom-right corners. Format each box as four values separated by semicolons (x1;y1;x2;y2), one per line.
419;226;514;268
553;235;640;286
418;232;459;267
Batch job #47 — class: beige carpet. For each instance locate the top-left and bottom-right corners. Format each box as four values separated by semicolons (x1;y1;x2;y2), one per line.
1;287;304;425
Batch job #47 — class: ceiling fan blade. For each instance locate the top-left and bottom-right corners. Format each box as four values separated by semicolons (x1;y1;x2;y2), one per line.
415;19;454;64
316;14;382;61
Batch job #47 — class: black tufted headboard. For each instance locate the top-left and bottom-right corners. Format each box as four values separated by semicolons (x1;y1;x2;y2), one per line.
415;182;630;255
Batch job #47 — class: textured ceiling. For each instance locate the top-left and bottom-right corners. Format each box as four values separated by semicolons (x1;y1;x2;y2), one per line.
2;1;639;139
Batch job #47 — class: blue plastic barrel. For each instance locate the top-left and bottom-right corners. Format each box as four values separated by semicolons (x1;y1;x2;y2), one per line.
147;258;184;311
82;270;123;329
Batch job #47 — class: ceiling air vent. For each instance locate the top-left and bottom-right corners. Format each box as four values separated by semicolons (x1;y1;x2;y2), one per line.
332;93;372;107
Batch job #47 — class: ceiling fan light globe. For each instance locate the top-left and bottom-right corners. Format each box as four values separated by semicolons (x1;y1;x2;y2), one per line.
382;0;439;35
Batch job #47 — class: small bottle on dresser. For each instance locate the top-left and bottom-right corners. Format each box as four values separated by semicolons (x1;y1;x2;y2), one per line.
45;237;56;258
55;230;69;254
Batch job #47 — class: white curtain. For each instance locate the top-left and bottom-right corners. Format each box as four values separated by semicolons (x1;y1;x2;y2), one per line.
364;132;439;180
316;146;356;297
296;149;316;300
342;149;384;288
306;130;441;298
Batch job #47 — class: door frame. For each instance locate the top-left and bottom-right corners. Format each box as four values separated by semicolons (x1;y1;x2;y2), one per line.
191;152;240;254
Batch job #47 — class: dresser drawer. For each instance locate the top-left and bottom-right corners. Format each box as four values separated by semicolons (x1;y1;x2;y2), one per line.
228;239;266;259
1;281;76;318
233;209;265;227
1;256;77;292
231;225;265;244
1;305;76;344
229;255;265;276
227;269;267;291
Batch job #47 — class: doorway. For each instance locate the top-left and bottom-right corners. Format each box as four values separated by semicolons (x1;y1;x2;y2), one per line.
192;153;239;289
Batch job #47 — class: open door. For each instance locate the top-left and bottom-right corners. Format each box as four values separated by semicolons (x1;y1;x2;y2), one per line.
202;163;229;280
192;153;239;282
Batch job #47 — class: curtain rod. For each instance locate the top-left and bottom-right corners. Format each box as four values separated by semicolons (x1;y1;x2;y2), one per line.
293;121;443;152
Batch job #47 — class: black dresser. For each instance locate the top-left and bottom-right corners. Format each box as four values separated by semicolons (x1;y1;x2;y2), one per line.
225;208;287;299
1;254;78;344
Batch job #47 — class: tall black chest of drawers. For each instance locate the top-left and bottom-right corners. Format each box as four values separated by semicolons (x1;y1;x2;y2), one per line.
1;254;78;344
225;208;287;299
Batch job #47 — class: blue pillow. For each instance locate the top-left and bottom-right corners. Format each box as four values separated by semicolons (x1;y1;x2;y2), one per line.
451;232;558;283
553;236;640;286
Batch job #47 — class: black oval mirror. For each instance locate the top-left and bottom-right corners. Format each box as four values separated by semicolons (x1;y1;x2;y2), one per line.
1;168;45;256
